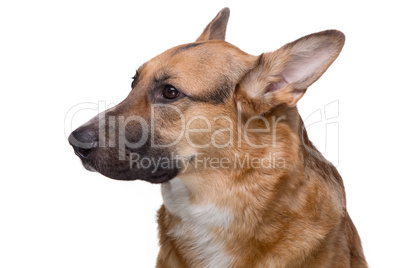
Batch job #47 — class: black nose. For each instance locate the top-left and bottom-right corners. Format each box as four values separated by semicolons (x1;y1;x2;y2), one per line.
68;129;98;159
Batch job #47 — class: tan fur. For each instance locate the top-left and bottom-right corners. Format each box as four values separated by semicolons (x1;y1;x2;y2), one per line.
153;8;366;268
71;7;367;268
156;105;366;268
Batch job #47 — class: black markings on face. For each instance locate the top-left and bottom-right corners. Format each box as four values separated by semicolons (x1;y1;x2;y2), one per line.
172;43;204;56
188;79;233;104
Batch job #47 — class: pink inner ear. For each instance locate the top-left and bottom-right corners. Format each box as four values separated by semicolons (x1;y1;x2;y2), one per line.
265;78;288;93
282;50;329;85
264;51;328;94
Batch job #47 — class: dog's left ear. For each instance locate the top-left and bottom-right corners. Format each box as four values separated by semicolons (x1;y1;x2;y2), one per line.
236;30;345;116
197;7;230;41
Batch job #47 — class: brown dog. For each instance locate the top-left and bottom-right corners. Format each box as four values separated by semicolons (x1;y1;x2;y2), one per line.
69;7;367;268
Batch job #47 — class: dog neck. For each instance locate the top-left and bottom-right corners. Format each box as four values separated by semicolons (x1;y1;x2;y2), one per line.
159;105;346;267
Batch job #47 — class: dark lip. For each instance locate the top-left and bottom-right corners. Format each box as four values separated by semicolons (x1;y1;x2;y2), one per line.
145;173;172;184
75;151;179;183
84;162;178;183
141;168;179;184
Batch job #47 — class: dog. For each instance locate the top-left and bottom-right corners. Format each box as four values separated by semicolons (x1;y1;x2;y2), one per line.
69;7;367;268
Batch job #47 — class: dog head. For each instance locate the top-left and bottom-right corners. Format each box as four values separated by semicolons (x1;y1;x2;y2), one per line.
69;8;344;183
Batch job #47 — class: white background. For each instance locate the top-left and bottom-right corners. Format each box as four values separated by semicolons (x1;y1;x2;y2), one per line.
1;0;401;267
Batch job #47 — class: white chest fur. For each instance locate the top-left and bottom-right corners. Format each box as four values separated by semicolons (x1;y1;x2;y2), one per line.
161;178;234;268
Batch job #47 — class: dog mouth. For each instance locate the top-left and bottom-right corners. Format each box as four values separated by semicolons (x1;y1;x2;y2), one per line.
145;171;178;183
69;131;181;183
77;155;179;183
100;169;178;183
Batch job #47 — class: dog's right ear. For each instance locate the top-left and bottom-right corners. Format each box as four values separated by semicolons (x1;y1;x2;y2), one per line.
235;30;345;117
196;8;230;41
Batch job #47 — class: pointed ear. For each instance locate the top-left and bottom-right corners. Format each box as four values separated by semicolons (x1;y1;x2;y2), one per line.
196;8;230;42
236;30;345;116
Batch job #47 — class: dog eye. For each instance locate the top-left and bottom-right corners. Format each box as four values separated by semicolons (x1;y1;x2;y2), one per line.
162;85;180;99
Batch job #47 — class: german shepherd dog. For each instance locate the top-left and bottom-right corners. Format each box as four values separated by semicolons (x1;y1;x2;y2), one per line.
69;8;367;268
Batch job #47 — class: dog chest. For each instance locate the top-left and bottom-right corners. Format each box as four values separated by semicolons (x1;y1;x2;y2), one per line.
161;178;234;268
